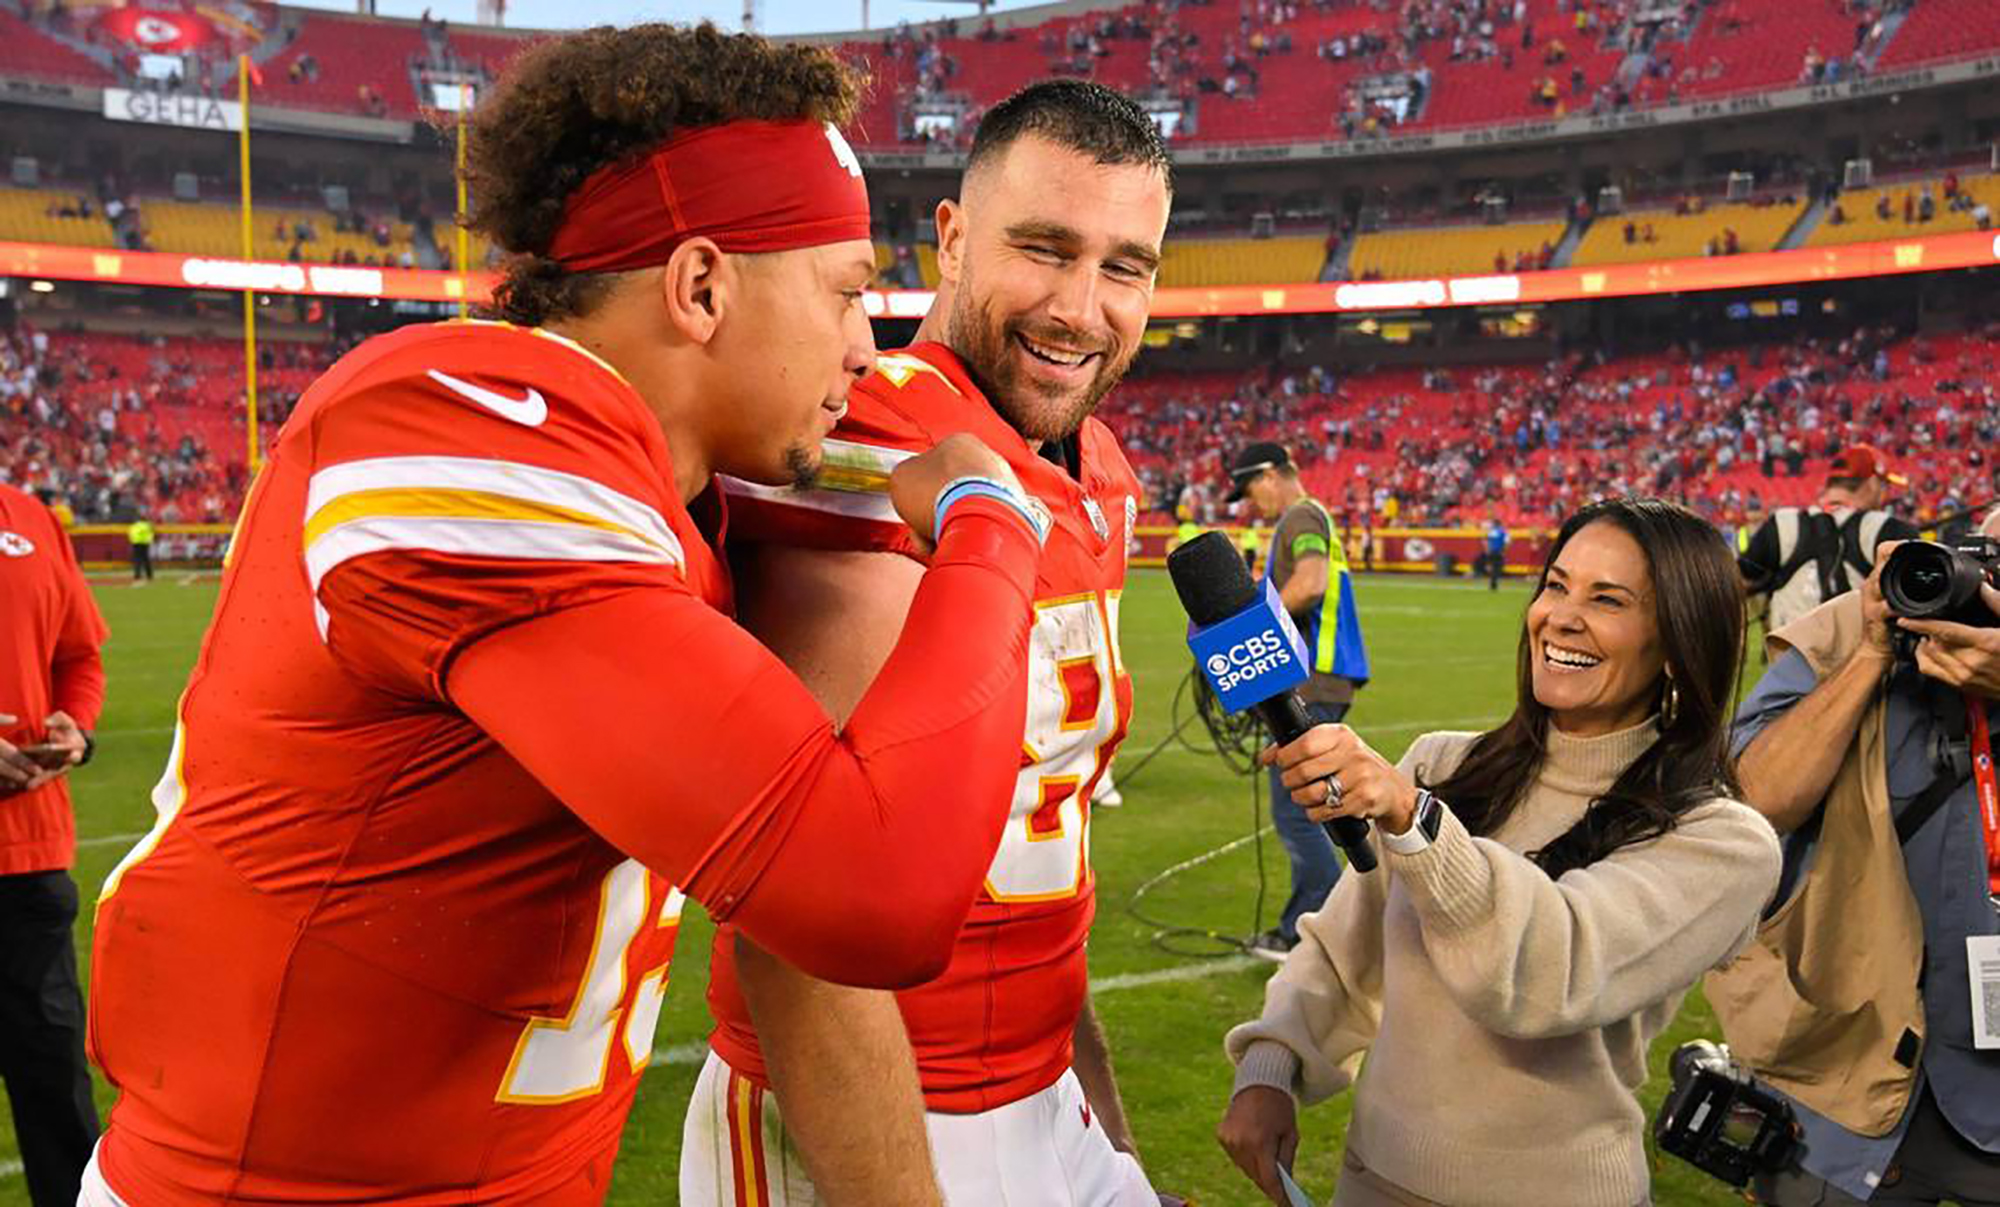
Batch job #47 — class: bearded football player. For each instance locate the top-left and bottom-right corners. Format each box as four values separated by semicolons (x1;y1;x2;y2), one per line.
84;25;1056;1206
686;81;1175;1206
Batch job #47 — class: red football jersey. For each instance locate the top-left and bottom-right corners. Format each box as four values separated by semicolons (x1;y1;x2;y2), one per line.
89;321;725;1204
712;342;1139;1112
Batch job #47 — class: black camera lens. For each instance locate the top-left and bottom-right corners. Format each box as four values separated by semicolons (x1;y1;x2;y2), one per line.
1901;559;1949;604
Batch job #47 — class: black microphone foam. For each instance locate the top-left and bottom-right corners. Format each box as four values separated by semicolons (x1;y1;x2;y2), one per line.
1167;530;1258;626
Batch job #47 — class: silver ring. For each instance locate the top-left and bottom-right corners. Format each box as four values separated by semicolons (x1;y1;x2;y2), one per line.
1322;776;1343;806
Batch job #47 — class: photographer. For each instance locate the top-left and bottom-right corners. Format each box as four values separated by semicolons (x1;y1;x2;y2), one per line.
1738;444;1917;632
1716;509;2000;1206
1218;499;1780;1206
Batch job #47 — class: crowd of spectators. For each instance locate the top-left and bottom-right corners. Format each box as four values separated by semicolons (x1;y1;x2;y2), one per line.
1104;323;1998;534
0;327;342;524
0;318;1992;542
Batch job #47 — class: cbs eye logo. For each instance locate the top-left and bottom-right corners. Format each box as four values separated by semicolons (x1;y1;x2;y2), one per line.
1206;653;1232;677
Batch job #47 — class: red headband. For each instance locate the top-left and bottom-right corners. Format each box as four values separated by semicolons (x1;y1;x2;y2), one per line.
547;119;871;274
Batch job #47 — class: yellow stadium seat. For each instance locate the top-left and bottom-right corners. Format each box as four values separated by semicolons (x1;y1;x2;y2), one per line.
0;187;119;249
1570;199;1803;266
1156;236;1328;288
131;198;415;263
1808;173;2000;248
1347;220;1567;280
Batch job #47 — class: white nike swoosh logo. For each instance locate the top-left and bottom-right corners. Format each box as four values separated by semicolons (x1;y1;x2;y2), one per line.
426;369;548;426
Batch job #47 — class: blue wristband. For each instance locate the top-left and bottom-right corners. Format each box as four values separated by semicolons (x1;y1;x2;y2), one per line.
934;476;1050;544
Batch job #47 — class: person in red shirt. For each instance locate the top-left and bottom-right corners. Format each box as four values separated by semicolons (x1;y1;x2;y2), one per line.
84;25;1052;1207
0;480;108;1207
684;81;1175;1205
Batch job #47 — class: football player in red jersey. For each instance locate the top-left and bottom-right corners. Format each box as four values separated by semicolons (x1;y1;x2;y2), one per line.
84;26;1056;1207
686;82;1177;1205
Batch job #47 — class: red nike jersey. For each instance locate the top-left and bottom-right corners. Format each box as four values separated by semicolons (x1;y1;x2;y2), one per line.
711;342;1139;1112
88;322;726;1204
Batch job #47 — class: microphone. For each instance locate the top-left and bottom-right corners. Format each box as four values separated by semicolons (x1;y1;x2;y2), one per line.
1167;530;1377;874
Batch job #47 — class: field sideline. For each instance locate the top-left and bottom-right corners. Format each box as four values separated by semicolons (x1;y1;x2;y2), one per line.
1;571;1747;1206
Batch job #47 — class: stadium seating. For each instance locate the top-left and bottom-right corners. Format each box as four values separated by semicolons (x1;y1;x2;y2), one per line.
1346;219;1567;280
0;7;115;86
1101;330;1996;529
0;0;1991;149
1158;236;1327;287
1667;0;1862;99
0;187;120;249
1569;197;1804;266
1874;0;2000;68
444;26;538;76
1808;172;2000;247
7;321;1992;533
249;12;428;119
133;198;414;263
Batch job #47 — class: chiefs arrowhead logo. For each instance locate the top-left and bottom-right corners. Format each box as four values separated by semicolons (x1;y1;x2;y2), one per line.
0;531;35;557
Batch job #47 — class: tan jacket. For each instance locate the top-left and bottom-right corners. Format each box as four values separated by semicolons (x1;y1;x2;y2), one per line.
1705;593;1924;1137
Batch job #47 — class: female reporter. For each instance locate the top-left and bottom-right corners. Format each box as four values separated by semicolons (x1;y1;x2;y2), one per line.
1218;498;1782;1207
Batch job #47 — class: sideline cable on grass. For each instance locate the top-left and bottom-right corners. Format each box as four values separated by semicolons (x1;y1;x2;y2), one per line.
1122;664;1277;958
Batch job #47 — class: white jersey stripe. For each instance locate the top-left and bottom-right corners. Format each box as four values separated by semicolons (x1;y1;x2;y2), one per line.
307;456;681;561
305;515;679;592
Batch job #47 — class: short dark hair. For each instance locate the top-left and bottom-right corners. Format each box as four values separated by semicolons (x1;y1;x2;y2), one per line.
965;79;1173;192
463;23;863;326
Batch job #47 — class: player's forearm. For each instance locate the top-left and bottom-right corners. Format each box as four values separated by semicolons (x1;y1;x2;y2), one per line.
735;936;943;1207
1737;645;1889;832
450;502;1039;989
1072;997;1140;1157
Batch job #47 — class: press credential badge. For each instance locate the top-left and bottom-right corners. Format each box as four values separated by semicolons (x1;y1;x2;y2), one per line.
1970;934;2000;1050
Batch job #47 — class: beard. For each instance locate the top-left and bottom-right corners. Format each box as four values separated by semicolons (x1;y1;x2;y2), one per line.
783;441;821;491
946;280;1136;444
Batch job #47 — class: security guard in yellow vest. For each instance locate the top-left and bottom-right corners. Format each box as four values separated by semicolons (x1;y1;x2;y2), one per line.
126;517;155;583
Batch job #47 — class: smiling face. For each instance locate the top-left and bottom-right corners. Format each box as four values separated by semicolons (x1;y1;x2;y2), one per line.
1524;519;1668;736
938;134;1169;443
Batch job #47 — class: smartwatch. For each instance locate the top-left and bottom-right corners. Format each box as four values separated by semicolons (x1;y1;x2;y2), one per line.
1383;788;1444;854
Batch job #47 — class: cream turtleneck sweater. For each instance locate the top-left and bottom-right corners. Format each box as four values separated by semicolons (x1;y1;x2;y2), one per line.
1227;720;1781;1207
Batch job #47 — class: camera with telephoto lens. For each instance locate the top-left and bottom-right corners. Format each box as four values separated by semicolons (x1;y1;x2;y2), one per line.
1881;536;2000;629
1654;1040;1799;1186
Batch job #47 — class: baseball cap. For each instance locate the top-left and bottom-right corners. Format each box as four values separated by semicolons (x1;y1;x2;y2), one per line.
1225;441;1292;501
1827;443;1908;487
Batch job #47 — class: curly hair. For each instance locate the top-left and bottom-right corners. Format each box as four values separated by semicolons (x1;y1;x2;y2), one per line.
462;23;863;326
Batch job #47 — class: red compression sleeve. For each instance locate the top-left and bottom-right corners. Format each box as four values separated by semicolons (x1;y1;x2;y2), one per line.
449;498;1038;989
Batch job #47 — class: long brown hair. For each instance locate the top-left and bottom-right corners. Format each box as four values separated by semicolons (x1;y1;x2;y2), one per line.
1425;498;1745;877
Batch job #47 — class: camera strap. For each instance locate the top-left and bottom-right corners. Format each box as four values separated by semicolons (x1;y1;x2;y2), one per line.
1965;694;2000;904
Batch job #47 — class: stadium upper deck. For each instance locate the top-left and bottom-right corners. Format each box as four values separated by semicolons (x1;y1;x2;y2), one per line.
1;0;1996;149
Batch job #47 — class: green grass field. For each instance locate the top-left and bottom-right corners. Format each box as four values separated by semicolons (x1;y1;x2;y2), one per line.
3;570;1749;1206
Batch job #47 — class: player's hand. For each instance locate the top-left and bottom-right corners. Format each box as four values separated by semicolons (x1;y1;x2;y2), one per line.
1899;579;2000;701
1218;1085;1300;1205
889;433;1028;551
1262;724;1418;835
1858;540;1903;662
26;711;89;773
0;715;49;793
